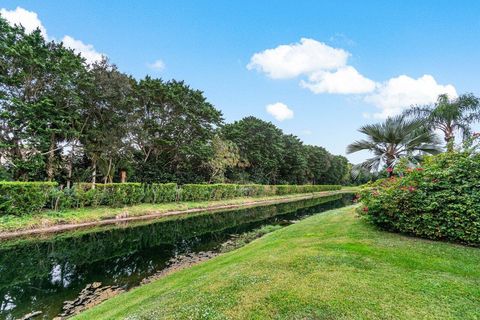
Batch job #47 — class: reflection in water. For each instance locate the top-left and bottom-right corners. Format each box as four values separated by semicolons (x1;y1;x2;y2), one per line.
0;194;353;319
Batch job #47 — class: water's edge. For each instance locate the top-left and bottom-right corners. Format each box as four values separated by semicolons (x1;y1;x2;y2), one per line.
0;193;354;320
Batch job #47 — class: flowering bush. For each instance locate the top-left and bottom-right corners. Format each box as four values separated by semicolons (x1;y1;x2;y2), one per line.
359;151;480;246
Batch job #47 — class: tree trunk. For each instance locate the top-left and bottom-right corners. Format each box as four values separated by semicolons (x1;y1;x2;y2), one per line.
120;170;127;183
91;157;97;189
105;157;113;184
444;126;455;152
46;132;56;181
66;144;75;189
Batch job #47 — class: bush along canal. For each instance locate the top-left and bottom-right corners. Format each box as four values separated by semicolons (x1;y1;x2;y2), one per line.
0;193;353;319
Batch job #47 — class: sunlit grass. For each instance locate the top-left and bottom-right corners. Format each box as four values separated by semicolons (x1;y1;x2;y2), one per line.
74;205;480;320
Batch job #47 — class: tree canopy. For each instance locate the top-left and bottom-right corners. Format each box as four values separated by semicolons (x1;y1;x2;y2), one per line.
0;16;350;186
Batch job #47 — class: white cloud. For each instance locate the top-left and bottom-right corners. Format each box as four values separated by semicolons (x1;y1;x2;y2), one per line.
248;38;458;115
247;38;375;95
300;66;377;94
266;102;294;121
301;129;313;135
1;7;104;65
62;35;104;65
0;7;47;38
365;74;457;119
247;38;349;79
148;59;166;72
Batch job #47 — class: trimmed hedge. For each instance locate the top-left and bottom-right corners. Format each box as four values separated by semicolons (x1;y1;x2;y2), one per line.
180;184;341;202
144;183;178;203
1;181;341;216
359;151;480;246
0;182;57;216
180;184;241;201
75;183;146;207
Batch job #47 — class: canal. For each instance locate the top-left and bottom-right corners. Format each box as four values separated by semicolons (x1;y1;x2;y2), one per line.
0;193;353;319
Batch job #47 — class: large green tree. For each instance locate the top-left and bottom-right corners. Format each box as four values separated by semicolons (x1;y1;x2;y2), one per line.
0;17;87;181
131;77;223;183
222;117;285;184
278;135;308;184
80;59;135;186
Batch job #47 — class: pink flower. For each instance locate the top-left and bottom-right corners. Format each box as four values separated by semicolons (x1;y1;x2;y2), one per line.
363;207;369;212
408;186;416;192
386;167;393;173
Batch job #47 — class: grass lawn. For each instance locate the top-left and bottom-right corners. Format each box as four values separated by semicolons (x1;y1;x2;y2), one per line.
0;190;355;234
73;205;480;320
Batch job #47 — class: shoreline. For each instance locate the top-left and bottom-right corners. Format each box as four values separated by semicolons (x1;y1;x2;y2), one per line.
0;190;353;240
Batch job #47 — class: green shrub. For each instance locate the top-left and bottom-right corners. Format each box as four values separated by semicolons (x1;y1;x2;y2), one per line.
359;151;480;246
0;181;57;216
144;183;178;203
0;180;341;215
75;183;146;207
180;183;341;201
180;184;241;201
238;184;276;197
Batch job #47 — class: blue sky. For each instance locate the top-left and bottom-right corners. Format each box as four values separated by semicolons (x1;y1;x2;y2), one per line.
2;1;480;163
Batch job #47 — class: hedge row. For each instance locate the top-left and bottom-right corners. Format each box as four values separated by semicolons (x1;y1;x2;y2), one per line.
179;184;341;201
359;151;480;246
0;182;341;216
0;182;58;216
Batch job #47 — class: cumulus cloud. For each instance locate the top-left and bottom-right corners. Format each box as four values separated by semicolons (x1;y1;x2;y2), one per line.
266;102;294;121
62;35;104;65
148;59;166;72
247;38;376;95
247;38;349;79
248;38;458;117
0;7;47;38
365;75;457;118
300;66;377;94
1;7;104;64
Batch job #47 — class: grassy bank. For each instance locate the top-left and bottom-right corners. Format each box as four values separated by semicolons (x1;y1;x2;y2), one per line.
74;205;480;320
0;190;355;234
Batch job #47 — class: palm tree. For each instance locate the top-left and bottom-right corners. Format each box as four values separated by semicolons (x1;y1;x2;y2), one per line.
403;93;480;151
347;115;442;176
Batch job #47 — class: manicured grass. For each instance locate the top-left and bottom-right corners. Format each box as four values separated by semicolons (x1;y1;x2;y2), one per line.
0;191;349;233
74;205;480;320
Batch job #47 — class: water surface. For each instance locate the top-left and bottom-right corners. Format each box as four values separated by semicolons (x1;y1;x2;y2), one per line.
0;194;353;319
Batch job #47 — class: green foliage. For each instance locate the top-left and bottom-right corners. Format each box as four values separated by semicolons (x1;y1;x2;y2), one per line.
180;184;241;201
0;17;351;187
359;151;480;245
144;183;178;203
180;183;341;201
347;115;442;173
207;135;244;183
74;183;146;207
404;93;480;150
222;117;286;184
0;182;57;216
222;117;350;185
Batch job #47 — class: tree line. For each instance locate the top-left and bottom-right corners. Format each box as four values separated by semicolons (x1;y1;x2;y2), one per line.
0;17;352;186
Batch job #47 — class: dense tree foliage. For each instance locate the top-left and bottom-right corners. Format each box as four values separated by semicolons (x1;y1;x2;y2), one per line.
223;117;350;184
0;17;350;186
